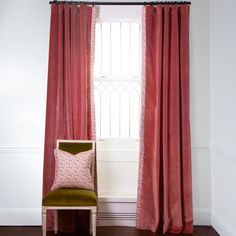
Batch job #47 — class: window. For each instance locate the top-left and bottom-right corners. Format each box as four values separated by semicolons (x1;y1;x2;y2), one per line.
95;8;142;199
94;22;141;139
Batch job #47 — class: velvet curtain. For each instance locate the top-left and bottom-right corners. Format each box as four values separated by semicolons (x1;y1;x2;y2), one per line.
43;4;96;232
136;5;193;234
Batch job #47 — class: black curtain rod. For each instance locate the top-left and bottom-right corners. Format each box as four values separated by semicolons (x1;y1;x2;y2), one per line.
49;1;191;6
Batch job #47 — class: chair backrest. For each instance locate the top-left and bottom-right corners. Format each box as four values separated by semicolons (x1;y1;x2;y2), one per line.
56;139;96;181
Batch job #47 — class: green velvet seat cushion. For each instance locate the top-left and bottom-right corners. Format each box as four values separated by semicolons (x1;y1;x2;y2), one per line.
42;189;97;206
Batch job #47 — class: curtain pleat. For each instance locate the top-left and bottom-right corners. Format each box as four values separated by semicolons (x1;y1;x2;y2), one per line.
137;5;193;234
43;4;96;232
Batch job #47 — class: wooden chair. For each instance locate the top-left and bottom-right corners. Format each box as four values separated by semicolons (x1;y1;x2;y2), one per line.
42;140;97;236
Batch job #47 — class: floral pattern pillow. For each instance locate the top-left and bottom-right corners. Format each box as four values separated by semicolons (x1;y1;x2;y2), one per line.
51;149;94;191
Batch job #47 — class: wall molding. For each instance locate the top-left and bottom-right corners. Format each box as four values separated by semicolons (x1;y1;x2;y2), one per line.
0;146;42;154
211;143;236;164
211;212;235;236
191;142;209;149
99;195;137;202
0;142;209;155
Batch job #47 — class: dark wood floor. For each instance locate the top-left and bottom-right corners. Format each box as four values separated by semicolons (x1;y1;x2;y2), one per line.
0;226;219;236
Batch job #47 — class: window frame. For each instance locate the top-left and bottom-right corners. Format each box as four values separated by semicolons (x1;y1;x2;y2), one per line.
94;6;142;140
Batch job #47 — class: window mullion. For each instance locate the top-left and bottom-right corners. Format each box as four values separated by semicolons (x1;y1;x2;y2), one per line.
94;22;141;139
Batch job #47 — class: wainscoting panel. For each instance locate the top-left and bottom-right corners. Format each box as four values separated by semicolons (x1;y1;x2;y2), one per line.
97;140;139;198
211;144;236;236
0;142;211;226
0;146;43;225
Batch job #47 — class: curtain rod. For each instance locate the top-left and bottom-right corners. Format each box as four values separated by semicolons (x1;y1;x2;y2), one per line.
49;1;191;5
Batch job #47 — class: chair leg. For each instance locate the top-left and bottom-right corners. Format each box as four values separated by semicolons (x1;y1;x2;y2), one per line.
92;209;96;236
54;210;58;234
42;207;47;236
89;210;93;235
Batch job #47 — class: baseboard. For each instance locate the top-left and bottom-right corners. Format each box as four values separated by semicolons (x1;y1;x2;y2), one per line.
0;206;211;227
98;209;210;227
97;197;137;227
0;208;41;225
193;209;211;225
98;212;136;227
97;198;210;227
211;212;235;236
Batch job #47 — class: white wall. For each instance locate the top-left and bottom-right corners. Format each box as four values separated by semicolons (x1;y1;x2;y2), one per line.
0;0;211;226
190;0;211;225
210;1;236;235
0;0;49;225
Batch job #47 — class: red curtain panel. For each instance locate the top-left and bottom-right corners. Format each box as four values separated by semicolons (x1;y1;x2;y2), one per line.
136;5;193;234
43;4;96;232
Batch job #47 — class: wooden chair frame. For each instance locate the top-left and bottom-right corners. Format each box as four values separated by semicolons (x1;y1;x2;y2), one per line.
42;140;97;236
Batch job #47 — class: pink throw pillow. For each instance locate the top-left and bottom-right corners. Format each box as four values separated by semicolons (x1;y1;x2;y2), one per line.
51;149;94;191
